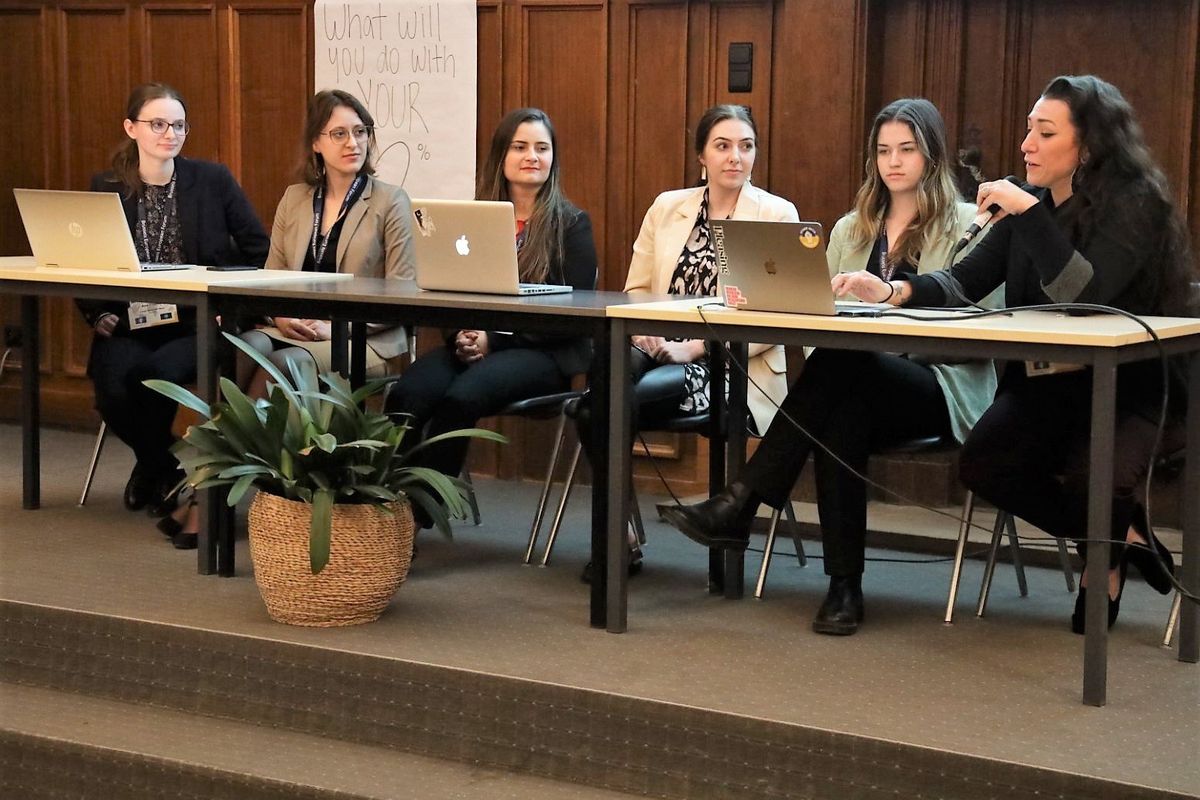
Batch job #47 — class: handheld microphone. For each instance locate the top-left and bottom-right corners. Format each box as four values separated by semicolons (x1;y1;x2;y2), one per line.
951;175;1022;254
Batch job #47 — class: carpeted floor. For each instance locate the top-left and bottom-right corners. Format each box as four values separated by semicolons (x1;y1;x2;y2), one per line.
1;423;1195;796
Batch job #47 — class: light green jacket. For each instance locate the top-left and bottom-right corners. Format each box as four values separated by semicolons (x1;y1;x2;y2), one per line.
826;203;999;443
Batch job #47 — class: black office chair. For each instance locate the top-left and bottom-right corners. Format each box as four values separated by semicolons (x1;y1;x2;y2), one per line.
454;390;586;559
535;400;717;566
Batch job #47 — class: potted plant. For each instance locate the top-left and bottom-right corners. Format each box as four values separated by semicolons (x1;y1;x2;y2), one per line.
144;332;505;627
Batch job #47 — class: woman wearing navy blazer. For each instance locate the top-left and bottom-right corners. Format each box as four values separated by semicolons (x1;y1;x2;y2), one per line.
573;104;796;581
79;82;269;528
385;108;597;525
240;90;415;393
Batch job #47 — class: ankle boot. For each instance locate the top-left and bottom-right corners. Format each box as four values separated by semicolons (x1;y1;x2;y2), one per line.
657;481;758;550
812;575;864;636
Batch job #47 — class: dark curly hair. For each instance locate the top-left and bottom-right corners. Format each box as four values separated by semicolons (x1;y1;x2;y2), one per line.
1041;75;1197;316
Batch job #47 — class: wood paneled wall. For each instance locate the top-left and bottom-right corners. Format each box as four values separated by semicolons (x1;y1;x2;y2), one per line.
3;0;1199;494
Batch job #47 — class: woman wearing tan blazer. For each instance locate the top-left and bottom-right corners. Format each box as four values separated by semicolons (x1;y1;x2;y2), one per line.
242;90;415;389
574;104;797;582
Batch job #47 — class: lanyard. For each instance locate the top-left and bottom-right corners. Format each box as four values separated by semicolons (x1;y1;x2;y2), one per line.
878;228;895;281
137;171;177;263
310;176;363;268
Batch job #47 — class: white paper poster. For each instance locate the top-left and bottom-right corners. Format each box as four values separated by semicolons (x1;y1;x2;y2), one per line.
315;0;476;199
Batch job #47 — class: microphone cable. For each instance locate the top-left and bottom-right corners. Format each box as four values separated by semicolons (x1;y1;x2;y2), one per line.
682;299;1197;606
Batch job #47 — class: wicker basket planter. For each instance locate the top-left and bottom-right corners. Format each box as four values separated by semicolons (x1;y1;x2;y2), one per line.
248;492;414;627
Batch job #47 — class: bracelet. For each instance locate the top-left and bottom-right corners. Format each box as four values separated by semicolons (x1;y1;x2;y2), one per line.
883;282;896;303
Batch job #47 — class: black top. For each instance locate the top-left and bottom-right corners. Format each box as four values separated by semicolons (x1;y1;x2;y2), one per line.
303;217;345;273
484;208;599;377
904;184;1186;415
77;157;270;335
865;235;917;281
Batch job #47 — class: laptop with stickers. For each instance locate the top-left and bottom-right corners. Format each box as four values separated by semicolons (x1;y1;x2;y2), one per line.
711;219;888;315
409;199;572;295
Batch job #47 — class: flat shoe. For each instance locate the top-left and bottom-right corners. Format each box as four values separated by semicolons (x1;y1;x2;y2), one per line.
171;531;198;550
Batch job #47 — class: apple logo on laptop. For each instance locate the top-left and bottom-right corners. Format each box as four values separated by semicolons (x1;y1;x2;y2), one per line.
455;235;470;256
68;222;83;238
764;258;777;275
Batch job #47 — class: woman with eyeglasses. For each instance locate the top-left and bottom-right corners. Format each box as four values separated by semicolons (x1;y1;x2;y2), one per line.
78;82;269;546
240;89;415;395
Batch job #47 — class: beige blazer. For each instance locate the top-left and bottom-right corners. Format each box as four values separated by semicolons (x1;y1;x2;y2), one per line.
624;184;799;434
266;177;416;359
826;202;1000;442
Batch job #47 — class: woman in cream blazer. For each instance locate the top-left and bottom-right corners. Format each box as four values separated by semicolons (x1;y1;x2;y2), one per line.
574;104;797;582
624;181;795;435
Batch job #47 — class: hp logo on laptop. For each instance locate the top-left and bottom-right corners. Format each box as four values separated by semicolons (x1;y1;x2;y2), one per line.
68;222;84;238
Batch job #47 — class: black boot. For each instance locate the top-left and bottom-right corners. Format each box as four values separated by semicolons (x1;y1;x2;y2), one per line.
812;575;864;636
657;481;759;550
123;464;156;511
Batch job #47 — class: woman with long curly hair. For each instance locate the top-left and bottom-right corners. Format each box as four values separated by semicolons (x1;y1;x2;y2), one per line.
833;75;1198;633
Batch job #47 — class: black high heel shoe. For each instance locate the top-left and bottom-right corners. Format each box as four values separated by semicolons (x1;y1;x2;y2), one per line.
1071;560;1126;635
1123;517;1175;595
580;544;643;584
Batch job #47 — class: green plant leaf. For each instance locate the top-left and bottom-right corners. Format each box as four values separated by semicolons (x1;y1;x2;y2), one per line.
402;428;508;462
142;379;211;418
310;489;334;574
224;331;303;405
355;484;400;502
227;474;257;506
403;484;454;538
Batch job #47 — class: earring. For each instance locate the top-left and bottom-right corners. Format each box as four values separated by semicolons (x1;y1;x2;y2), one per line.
700;166;708;183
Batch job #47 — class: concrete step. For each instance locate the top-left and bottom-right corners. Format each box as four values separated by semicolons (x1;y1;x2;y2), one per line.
0;682;640;800
2;599;1187;800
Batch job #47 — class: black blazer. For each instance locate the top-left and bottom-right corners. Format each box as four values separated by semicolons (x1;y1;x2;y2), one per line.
485;208;598;377
76;157;270;331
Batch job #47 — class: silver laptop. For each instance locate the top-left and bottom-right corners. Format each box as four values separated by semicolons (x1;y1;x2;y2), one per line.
409;199;572;295
712;219;888;316
13;188;191;272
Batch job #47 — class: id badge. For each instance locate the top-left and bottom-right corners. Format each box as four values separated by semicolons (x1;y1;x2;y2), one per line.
128;302;180;330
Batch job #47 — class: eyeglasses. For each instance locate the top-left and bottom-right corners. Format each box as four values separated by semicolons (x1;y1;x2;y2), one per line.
319;126;372;145
136;118;190;136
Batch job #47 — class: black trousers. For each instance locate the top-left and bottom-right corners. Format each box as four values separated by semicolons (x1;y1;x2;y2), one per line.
385;345;568;478
739;349;950;576
959;365;1168;569
574;347;700;467
88;329;197;476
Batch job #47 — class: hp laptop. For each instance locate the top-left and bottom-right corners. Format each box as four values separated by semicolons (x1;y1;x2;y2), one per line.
711;219;888;316
409;199;572;295
13;189;191;272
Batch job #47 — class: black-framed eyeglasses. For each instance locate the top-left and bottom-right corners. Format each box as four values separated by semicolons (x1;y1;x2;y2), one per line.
136;118;190;136
319;126;372;144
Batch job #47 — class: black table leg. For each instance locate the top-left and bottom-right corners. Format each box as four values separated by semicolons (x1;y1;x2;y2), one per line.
195;295;217;575
20;295;40;510
350;321;367;389
1179;350;1199;663
216;307;238;576
601;318;626;632
331;319;348;377
1083;353;1116;706
722;341;749;599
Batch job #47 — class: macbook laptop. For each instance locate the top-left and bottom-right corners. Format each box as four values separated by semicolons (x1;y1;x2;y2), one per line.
13;188;191;272
409;199;572;295
711;219;888;316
